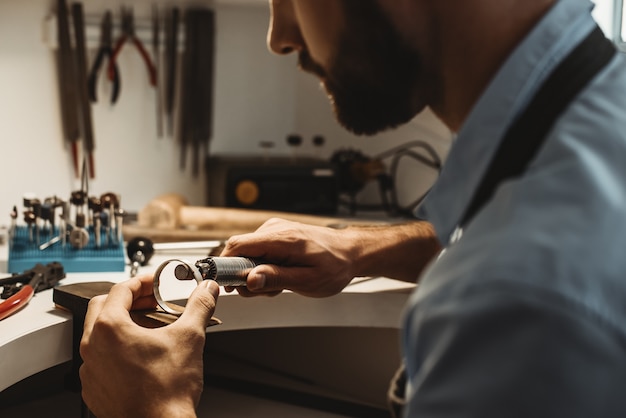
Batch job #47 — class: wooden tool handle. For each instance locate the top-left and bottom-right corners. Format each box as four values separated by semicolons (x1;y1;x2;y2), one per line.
138;193;345;231
179;205;340;230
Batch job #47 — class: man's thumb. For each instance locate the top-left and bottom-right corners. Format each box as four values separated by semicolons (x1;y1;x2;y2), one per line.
178;280;220;329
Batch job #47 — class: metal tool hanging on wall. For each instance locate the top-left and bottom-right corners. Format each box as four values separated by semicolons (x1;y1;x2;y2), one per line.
72;3;97;179
54;0;97;179
55;0;81;179
52;4;216;179
179;8;216;177
108;6;157;94
152;5;164;138
164;7;180;138
87;11;120;104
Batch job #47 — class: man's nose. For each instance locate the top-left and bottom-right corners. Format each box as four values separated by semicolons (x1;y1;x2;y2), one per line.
267;0;303;55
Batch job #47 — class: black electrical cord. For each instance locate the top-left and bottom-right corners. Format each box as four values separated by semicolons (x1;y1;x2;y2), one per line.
389;144;442;214
337;140;442;217
373;140;442;166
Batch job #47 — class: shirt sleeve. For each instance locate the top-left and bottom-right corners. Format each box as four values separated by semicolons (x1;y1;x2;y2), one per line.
402;283;626;418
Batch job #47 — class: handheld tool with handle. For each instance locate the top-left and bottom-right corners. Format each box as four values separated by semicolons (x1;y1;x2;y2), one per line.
137;193;348;231
108;7;157;90
72;3;96;179
0;262;65;321
87;11;120;104
56;0;80;178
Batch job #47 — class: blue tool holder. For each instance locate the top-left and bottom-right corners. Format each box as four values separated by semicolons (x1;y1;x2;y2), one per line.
8;226;126;273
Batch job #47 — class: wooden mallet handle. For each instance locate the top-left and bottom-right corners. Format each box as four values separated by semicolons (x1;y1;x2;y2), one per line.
138;193;344;231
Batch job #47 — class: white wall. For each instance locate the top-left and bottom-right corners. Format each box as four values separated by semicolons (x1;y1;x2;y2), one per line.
0;0;451;221
1;0;617;223
293;72;451;209
0;0;299;217
593;0;615;37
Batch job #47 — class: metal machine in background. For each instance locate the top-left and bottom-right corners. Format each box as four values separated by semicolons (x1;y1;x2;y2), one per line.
206;155;338;215
205;140;442;218
331;141;443;217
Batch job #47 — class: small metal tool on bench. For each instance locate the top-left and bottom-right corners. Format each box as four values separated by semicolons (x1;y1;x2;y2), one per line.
0;262;65;320
153;257;257;315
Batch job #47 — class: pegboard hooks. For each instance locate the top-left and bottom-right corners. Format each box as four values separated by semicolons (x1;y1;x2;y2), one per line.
42;6;186;51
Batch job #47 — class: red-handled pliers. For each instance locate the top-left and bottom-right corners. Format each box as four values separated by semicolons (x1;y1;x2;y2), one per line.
0;262;65;321
108;7;157;90
88;10;121;104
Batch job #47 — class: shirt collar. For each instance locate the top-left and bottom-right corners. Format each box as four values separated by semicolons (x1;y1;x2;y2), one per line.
415;0;597;244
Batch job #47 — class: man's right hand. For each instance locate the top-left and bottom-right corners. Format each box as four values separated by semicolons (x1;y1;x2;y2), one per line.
221;218;358;298
220;217;440;298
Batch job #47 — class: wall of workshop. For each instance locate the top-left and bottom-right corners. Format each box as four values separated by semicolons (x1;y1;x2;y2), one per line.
289;0;617;212
293;72;452;213
0;0;297;222
0;0;452;226
0;0;616;227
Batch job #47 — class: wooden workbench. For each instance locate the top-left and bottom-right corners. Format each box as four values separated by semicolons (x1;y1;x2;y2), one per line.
0;245;414;413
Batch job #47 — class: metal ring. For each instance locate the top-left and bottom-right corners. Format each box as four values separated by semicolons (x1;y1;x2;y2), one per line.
153;258;203;316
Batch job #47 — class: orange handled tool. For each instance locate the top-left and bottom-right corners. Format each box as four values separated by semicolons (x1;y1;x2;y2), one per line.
0;263;65;321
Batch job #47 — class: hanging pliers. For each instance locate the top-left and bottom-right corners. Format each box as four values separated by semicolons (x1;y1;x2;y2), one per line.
108;7;158;91
87;11;121;104
0;262;66;321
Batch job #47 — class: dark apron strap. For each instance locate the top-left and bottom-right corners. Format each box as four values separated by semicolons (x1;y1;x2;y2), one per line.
459;25;616;230
389;25;616;418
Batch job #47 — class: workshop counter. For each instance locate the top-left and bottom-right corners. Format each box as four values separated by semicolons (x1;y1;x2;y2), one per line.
0;247;415;411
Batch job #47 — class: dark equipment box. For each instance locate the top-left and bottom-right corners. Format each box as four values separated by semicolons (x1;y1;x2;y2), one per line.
205;156;339;215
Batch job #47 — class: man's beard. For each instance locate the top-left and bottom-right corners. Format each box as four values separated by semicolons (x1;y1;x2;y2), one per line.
299;2;424;136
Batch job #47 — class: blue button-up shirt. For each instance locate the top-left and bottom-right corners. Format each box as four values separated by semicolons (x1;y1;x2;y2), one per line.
404;0;626;416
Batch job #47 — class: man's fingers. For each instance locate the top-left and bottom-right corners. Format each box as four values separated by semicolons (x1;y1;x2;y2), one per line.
131;295;159;311
176;280;220;331
82;294;106;343
245;265;337;297
82;276;155;344
246;264;299;293
103;276;154;312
